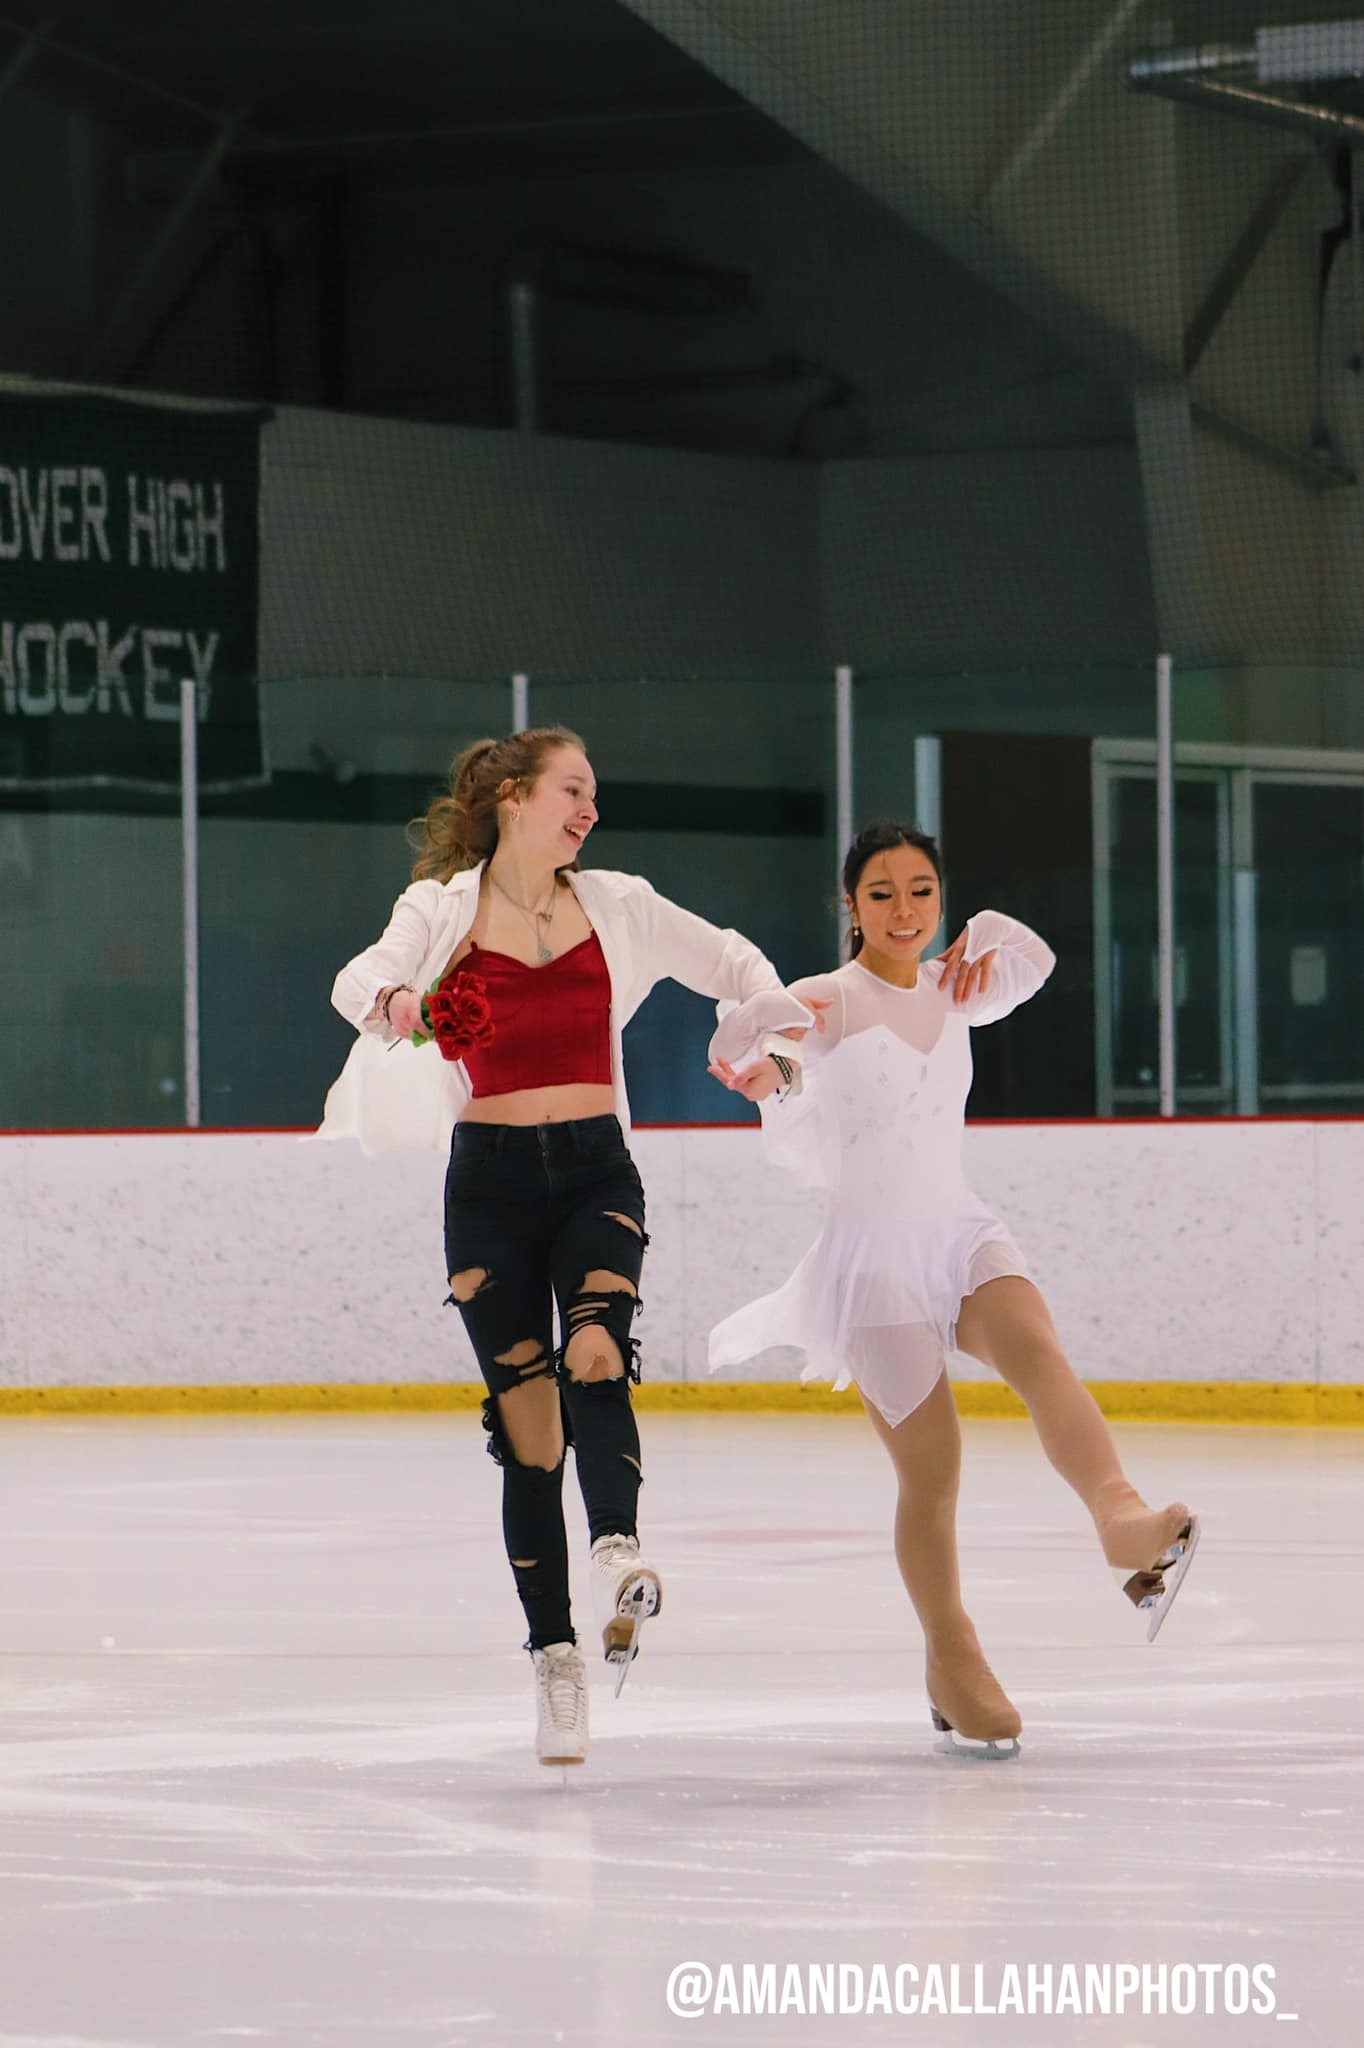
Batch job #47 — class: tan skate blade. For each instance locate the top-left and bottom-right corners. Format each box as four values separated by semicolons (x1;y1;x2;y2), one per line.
539;1752;585;1768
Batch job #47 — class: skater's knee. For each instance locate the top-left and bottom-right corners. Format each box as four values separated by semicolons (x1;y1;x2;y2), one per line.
603;1210;644;1239
493;1378;564;1471
563;1325;625;1382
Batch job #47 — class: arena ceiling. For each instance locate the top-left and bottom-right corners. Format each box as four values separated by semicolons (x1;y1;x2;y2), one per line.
1;0;797;178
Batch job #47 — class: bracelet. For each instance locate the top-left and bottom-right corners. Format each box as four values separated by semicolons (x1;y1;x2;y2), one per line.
769;1053;794;1093
380;983;414;1024
757;1029;804;1067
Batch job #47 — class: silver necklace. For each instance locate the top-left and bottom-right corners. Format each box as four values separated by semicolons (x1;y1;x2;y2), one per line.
489;869;557;963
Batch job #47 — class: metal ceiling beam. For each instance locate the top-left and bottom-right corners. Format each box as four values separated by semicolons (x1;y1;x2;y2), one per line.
0;8;261;132
1190;397;1355;488
79;110;247;383
1183;151;1317;373
1132;69;1364;149
128;100;759;188
975;0;1151;216
0;15;48;106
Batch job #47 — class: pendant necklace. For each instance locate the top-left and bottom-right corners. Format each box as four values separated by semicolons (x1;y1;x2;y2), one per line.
489;869;557;962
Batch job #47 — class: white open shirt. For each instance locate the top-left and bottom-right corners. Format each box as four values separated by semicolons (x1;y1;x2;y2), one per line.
316;862;810;1156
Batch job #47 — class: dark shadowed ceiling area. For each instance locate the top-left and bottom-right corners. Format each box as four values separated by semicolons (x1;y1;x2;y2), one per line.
3;0;795;173
0;1;1131;457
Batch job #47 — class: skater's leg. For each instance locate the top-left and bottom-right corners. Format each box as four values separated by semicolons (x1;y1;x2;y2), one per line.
860;1368;969;1638
446;1245;576;1649
484;1377;575;1649
551;1196;647;1542
861;1363;1020;1744
444;1142;587;1762
550;1185;659;1678
955;1275;1191;1570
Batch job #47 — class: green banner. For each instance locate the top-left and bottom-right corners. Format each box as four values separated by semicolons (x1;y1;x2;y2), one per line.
0;389;264;789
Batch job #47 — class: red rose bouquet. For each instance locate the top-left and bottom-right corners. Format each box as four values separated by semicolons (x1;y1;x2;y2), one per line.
411;974;495;1062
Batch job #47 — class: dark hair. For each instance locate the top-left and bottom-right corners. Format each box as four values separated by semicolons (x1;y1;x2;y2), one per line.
842;821;943;958
409;725;587;882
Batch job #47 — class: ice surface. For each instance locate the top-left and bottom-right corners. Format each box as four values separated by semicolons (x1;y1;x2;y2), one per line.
0;1413;1360;2046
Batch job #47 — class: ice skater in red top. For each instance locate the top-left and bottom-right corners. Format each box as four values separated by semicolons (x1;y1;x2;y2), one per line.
328;725;807;1767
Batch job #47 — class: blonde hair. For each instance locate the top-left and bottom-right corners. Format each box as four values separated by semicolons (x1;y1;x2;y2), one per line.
409;725;588;882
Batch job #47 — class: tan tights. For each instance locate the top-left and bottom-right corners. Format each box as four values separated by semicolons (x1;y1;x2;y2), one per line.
860;1369;1019;1737
954;1276;1190;1571
861;1278;1189;1738
864;1277;1192;1639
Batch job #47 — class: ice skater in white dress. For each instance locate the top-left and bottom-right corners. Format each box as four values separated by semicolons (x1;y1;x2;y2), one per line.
707;822;1199;1757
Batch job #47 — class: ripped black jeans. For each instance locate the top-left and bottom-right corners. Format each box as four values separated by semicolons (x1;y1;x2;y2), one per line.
443;1115;649;1650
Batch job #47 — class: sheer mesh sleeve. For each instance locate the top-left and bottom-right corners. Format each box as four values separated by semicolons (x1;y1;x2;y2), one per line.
749;972;846;1189
951;911;1056;1025
708;987;819;1076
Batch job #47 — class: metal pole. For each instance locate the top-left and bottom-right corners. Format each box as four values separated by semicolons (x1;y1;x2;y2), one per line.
1128;43;1254;83
913;734;944;945
511;672;529;732
1156;652;1176;1117
1231;770;1260;1115
180;676;201;1130
509;280;539;432
835;666;853;948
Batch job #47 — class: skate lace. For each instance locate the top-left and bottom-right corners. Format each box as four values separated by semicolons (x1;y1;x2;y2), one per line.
541;1650;585;1730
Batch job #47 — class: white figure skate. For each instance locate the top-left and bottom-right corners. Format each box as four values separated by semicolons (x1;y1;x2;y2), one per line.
590;1534;662;1696
532;1641;588;1767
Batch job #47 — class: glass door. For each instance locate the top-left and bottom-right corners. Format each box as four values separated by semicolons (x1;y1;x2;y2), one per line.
1096;745;1364;1116
1096;767;1231;1114
1252;778;1364;1111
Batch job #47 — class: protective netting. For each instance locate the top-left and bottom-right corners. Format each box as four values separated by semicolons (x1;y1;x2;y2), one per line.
1;0;1362;1126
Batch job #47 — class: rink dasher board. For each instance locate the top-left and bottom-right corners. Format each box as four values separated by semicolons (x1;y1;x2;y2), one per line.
0;1123;1360;1408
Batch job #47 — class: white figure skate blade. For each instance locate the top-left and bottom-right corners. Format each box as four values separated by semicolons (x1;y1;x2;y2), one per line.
1142;1515;1201;1643
933;1728;1021;1763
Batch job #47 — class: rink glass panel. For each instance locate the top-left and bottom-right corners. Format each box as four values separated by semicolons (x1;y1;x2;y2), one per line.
9;665;1364;1130
1254;779;1364;1113
0;810;185;1129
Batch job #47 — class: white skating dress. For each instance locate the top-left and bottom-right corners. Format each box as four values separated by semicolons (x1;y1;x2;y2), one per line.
707;912;1056;1427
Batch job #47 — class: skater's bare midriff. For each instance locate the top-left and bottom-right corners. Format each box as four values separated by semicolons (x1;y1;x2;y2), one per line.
459;1082;615;1126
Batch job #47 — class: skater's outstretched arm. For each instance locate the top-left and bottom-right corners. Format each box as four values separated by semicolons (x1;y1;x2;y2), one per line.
707;974;843;1102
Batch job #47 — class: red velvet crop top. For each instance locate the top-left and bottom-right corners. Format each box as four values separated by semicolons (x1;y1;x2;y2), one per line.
451;931;612;1096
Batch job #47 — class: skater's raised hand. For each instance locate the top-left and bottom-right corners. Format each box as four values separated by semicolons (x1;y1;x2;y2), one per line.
938;928;997;1006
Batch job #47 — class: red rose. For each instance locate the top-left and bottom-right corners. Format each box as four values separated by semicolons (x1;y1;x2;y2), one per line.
422;975;495;1062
